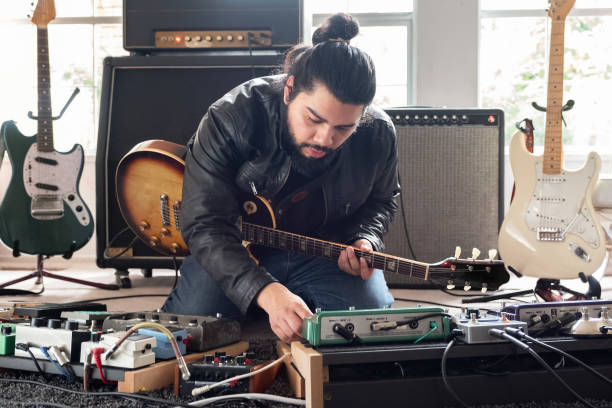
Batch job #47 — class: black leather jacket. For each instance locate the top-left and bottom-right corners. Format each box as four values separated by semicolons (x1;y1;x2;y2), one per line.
182;75;400;314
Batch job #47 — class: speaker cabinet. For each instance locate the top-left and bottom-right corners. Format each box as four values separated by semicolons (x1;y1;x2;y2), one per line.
383;108;504;287
96;54;282;270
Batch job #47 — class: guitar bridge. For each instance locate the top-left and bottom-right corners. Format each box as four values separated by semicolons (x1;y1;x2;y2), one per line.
31;195;64;220
536;227;565;241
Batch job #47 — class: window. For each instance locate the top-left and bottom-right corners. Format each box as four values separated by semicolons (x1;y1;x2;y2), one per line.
480;0;612;172
308;1;413;108
0;0;125;155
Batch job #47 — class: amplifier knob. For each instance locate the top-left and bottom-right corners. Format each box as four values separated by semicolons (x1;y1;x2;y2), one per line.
451;114;458;122
205;35;212;41
442;114;448;122
185;36;191;41
195;35;202;41
395;114;401;121
461;114;469;123
413;114;420;122
216;35;223;41
404;114;410;121
227;35;233;41
237;35;244;41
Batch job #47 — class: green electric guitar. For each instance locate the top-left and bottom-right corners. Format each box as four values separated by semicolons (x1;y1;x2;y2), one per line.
0;0;93;257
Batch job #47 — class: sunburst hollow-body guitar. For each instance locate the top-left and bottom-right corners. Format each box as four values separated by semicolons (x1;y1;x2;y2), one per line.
116;140;510;292
498;0;605;280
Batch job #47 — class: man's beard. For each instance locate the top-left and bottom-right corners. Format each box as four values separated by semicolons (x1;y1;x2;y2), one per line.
281;104;341;178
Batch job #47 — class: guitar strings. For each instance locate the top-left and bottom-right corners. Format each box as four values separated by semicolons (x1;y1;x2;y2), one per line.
243;223;496;283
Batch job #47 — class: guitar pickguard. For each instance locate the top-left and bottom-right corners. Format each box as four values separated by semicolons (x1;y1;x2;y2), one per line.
525;156;600;250
22;143;91;226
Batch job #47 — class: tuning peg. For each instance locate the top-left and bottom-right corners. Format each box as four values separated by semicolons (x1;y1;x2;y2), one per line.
481;283;488;294
455;246;461;258
446;280;455;290
464;282;472;291
488;249;498;260
471;248;480;260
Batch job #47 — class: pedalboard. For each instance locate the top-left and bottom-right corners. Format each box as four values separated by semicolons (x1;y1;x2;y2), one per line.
102;311;240;352
13;303;107;319
454;310;527;344
178;352;254;397
155;30;272;49
14;318;91;362
137;327;187;359
302;306;451;346
80;331;156;369
500;300;612;335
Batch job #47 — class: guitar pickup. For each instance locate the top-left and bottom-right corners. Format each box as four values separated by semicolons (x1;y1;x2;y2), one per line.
31;195;64;220
536;227;565;241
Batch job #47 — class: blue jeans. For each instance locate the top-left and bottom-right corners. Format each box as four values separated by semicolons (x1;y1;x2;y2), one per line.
161;249;394;320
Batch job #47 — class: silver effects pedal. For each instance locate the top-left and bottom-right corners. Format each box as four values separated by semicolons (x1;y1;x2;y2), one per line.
454;309;527;344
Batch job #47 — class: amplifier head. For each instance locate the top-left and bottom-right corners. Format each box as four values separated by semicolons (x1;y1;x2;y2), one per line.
384;108;504;287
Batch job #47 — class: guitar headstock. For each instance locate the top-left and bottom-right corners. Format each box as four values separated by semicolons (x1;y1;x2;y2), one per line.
547;0;575;20
32;0;56;27
430;249;510;292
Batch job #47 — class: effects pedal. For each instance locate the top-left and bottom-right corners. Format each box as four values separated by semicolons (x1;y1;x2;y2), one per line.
453;309;526;344
60;311;112;330
178;352;255;397
500;299;612;335
103;311;240;352
14;318;90;362
137;327;188;359
80;331;156;369
302;306;451;346
0;323;16;355
570;306;612;337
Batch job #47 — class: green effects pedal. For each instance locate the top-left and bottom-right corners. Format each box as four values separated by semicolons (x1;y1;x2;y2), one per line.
0;323;17;355
302;306;451;346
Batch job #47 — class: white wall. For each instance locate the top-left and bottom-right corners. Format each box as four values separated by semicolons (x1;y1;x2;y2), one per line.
414;0;479;107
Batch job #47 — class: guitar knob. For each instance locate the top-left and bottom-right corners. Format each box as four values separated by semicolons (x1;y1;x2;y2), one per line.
481;283;488;293
463;282;472;291
149;236;160;246
471;248;481;259
170;243;181;253
139;221;150;231
488;249;498;260
454;246;461;258
446;280;455;290
160;228;171;237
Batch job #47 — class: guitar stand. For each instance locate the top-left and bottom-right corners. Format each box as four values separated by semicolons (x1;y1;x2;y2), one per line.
0;254;119;294
461;275;601;304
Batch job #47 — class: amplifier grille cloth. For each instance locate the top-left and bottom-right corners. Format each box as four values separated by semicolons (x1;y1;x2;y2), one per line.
384;125;501;287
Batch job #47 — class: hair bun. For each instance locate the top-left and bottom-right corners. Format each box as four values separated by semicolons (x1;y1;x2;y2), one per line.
312;13;360;45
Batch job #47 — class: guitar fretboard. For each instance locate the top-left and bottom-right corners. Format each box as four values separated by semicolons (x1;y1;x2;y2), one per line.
242;222;430;280
37;27;54;152
543;19;566;174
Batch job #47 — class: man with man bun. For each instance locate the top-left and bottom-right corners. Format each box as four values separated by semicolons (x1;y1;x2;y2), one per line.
162;13;399;342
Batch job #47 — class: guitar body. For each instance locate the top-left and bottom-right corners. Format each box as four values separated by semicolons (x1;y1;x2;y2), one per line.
0;121;93;255
116;140;189;256
498;130;605;279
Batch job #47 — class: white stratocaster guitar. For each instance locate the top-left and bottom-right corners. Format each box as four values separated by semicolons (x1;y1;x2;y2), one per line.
498;0;606;280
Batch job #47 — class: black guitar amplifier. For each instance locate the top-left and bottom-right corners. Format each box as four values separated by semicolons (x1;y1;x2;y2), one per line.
383;108;505;288
95;54;282;274
123;0;302;53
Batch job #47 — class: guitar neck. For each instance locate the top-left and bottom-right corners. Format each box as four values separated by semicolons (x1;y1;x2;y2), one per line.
37;26;54;152
241;222;431;280
543;18;566;174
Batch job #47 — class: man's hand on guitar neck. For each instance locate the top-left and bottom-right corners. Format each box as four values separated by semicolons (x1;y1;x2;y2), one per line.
338;239;375;280
256;282;313;343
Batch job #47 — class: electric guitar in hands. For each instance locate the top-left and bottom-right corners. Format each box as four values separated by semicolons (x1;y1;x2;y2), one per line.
0;0;93;257
498;0;605;280
115;140;510;292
